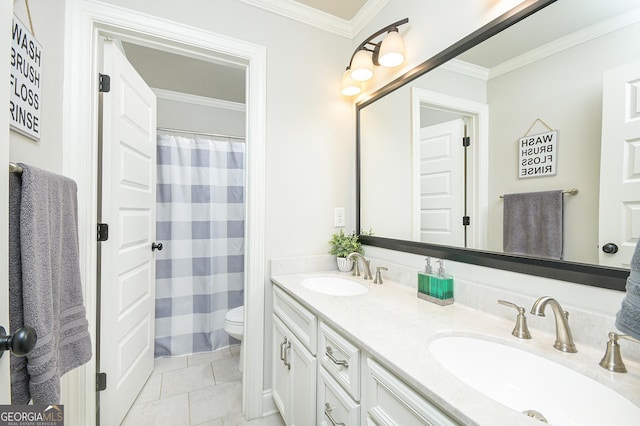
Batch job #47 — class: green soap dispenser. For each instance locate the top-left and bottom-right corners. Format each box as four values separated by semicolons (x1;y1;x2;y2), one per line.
423;259;454;306
417;257;433;297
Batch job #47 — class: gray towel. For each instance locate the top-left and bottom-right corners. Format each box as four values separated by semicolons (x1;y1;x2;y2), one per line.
503;190;563;260
9;164;92;404
9;173;29;402
615;238;640;340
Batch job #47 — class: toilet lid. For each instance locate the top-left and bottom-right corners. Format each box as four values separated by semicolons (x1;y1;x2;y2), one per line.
227;306;244;323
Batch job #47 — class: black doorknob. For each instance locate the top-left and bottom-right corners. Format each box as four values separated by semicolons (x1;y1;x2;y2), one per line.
0;326;37;358
602;243;619;254
152;242;163;251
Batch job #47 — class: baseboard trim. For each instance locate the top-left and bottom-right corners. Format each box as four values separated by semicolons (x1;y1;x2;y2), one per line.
262;389;278;417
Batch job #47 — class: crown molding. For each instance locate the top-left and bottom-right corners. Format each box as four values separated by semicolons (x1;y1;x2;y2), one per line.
349;0;390;37
441;59;490;81
445;8;640;82
489;7;640;79
153;88;246;112
237;0;389;38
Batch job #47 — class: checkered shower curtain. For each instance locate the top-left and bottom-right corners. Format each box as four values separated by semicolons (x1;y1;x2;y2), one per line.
154;134;245;357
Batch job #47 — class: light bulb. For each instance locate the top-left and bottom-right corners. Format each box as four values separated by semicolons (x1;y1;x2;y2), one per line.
340;70;362;96
350;49;373;81
378;30;405;67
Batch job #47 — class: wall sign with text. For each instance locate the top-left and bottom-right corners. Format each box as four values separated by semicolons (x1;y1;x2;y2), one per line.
10;15;42;141
518;130;557;178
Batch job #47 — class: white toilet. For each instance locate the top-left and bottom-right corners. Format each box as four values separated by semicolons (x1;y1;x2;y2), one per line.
224;305;244;372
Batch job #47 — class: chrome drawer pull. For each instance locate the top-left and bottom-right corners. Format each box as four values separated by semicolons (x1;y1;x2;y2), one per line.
280;337;288;362
284;340;291;370
326;346;349;368
324;403;345;426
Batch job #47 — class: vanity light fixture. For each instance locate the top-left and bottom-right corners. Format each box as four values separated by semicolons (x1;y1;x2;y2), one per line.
340;18;409;96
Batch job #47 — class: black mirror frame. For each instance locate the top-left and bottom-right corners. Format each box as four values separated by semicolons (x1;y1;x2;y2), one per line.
355;0;628;291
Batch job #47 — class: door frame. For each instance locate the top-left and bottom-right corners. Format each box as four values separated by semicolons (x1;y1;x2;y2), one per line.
411;87;489;250
63;1;266;424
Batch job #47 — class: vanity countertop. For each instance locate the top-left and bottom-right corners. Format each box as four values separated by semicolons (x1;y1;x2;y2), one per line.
271;271;640;426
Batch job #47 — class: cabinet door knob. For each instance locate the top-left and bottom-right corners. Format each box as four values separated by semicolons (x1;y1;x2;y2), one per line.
0;326;37;358
151;242;163;251
602;243;618;254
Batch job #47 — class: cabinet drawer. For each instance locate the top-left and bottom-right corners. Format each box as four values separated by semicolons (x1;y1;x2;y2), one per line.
318;367;359;426
365;358;459;426
273;285;317;355
319;321;361;401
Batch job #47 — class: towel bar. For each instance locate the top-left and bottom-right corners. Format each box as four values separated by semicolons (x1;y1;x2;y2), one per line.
499;188;578;199
9;162;23;174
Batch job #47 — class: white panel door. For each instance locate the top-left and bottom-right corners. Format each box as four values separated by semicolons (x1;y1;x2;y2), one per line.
599;61;640;267
100;40;157;425
417;119;465;246
0;0;13;403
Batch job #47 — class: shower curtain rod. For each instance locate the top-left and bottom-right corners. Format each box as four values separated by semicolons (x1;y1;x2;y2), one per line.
157;127;245;142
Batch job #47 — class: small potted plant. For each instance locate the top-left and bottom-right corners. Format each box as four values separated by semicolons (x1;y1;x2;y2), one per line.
328;229;364;272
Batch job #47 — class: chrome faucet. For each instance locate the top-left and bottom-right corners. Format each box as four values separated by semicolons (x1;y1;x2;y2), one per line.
346;252;373;280
530;296;577;353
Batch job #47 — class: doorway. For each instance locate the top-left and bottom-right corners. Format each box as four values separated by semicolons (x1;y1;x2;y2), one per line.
411;87;489;250
63;2;266;425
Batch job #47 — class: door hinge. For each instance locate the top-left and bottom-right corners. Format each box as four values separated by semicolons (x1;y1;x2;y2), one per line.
97;372;107;391
463;216;470;226
99;74;111;93
97;223;109;242
462;136;471;147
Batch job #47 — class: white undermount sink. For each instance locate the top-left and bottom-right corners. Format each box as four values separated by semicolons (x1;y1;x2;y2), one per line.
428;336;640;425
301;276;368;296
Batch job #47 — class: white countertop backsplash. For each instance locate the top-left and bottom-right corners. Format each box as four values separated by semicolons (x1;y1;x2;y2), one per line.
270;254;640;425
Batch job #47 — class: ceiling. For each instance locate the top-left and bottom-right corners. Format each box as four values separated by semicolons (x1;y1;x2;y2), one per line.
238;0;387;37
293;0;369;20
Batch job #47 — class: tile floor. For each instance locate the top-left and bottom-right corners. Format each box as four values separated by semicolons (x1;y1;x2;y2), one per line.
121;345;285;426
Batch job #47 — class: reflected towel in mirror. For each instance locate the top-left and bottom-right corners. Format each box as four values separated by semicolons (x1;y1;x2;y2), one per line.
503;190;563;260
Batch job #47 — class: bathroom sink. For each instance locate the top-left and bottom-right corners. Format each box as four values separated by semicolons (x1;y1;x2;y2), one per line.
428;336;640;425
301;276;368;296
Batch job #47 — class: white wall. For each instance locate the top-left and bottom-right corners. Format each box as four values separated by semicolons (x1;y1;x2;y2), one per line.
10;1;66;173
156;96;246;138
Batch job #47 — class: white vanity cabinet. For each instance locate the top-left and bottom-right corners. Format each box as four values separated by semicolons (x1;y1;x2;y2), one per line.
364;359;459;426
317;321;361;425
318;367;360;425
272;282;460;426
272;287;318;425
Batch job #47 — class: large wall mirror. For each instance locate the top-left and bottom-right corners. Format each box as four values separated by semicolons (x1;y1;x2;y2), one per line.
357;0;640;290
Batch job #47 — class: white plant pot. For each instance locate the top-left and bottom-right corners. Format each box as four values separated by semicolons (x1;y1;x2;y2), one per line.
336;257;354;272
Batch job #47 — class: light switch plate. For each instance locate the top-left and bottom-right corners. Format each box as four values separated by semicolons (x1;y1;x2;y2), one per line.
334;207;345;227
